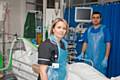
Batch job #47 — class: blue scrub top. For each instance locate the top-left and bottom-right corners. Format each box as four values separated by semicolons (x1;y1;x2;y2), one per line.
83;25;111;43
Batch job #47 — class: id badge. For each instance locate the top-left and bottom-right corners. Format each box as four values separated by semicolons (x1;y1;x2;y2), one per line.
52;63;59;69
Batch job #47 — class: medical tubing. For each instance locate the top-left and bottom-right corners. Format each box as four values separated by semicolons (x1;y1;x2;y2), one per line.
79;58;94;66
0;38;17;71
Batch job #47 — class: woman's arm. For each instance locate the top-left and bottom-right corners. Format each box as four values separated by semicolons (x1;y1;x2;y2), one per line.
39;64;48;80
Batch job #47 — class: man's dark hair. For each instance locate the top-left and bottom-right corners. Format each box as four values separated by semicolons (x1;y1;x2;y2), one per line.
92;11;102;18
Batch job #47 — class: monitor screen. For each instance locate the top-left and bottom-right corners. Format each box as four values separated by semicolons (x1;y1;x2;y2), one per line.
75;7;93;23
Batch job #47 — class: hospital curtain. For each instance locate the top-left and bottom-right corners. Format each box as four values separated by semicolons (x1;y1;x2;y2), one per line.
92;3;120;78
64;7;78;28
64;2;120;78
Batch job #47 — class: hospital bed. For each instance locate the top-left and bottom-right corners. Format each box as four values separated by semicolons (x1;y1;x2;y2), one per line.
67;62;110;80
111;76;120;80
10;38;119;80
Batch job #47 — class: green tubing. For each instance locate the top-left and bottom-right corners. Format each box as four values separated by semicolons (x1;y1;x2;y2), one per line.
0;53;3;69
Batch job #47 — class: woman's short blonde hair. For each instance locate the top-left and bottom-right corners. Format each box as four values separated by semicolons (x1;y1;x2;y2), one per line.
50;18;69;35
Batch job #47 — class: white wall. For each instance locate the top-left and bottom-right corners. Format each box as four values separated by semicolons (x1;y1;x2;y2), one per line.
26;0;36;12
0;0;37;57
0;0;36;42
7;0;26;37
45;9;61;37
0;0;26;52
7;0;36;38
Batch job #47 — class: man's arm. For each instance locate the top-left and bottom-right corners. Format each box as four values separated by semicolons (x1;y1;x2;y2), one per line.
103;27;111;59
105;42;111;59
81;42;87;54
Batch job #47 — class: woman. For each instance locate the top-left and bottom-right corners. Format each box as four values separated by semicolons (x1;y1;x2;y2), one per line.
38;18;69;80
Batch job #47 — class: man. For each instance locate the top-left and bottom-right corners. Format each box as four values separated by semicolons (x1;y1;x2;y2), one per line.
77;12;111;75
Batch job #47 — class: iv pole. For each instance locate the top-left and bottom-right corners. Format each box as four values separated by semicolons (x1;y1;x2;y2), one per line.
2;15;5;69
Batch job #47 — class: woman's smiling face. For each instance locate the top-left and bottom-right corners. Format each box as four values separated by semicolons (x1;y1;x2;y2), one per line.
53;21;67;40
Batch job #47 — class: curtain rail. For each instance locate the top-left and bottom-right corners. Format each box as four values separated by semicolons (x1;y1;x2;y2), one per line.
71;0;120;7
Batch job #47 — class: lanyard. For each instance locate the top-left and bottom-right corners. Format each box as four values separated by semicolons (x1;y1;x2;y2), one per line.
49;35;61;62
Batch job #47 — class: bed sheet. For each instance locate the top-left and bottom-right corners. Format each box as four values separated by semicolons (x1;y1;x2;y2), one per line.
68;62;110;80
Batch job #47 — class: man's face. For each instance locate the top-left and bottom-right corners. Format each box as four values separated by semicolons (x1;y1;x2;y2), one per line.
92;14;101;26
